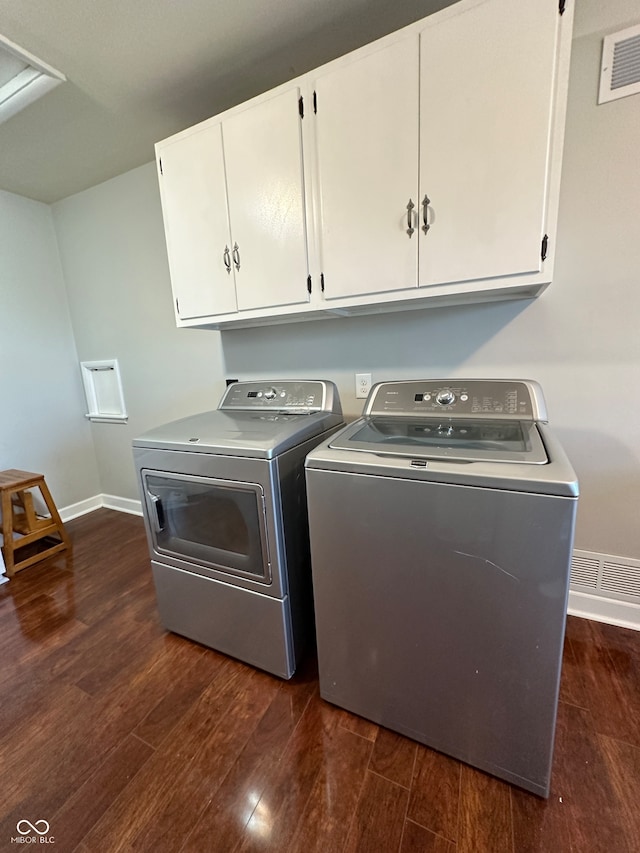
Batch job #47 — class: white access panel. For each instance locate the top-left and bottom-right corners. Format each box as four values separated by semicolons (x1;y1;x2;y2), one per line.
80;359;127;423
158;124;238;319
419;0;559;287
313;37;420;299
222;88;309;312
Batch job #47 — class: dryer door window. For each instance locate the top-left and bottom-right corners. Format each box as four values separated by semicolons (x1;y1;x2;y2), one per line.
142;471;270;582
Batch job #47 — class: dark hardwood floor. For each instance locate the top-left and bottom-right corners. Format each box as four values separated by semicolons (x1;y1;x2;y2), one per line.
1;509;639;852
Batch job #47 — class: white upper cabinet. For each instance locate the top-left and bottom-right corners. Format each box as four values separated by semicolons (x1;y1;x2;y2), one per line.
313;37;420;300
315;0;564;303
157;122;237;319
156;0;573;329
223;88;310;312
157;87;309;321
418;0;559;288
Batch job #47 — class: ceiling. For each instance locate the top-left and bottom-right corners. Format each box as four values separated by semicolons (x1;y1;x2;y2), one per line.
0;0;454;204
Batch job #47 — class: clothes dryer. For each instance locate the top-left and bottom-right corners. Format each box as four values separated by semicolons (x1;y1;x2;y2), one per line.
133;380;342;678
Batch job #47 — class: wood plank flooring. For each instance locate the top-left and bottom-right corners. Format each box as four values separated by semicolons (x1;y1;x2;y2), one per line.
1;509;639;852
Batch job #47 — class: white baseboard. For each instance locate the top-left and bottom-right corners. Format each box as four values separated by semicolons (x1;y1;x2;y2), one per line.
59;494;142;521
101;494;143;516
59;495;103;521
568;590;640;632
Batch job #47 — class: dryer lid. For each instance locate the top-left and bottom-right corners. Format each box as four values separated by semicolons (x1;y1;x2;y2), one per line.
133;409;343;458
133;379;343;458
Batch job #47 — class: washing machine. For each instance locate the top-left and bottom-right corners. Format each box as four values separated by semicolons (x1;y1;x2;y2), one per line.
133;380;342;679
305;379;578;796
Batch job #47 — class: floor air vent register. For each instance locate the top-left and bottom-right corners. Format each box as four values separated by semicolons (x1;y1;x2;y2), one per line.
571;549;640;603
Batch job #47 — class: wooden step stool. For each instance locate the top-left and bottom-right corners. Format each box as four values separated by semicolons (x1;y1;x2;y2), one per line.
0;469;71;577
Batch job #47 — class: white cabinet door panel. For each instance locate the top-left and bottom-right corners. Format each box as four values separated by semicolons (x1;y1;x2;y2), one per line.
314;37;420;299
223;88;309;312
419;0;558;287
159;124;237;318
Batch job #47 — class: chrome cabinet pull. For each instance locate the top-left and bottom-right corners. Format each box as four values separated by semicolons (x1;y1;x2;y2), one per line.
406;199;415;237
232;243;241;272
422;194;431;234
223;245;231;273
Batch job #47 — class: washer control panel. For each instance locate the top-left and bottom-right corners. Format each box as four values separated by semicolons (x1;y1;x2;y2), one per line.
220;380;341;414
365;379;547;421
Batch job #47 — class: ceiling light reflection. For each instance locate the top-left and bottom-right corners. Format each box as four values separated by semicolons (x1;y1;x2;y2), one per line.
244;790;274;839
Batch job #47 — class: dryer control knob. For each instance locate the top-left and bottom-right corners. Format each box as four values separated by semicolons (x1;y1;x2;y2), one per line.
436;390;455;406
264;388;277;400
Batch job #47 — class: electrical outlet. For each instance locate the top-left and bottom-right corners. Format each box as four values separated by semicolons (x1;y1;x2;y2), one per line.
355;373;372;399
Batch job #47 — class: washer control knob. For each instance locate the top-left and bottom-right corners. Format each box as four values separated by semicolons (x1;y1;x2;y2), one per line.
436;390;455;406
263;388;277;400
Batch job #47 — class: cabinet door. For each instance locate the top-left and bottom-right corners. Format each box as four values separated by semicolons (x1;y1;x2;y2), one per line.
313;37;420;300
419;0;559;288
157;124;238;318
223;88;309;313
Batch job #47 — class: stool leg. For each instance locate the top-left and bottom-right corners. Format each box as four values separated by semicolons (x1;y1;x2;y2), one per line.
1;488;16;577
18;489;40;532
38;481;71;550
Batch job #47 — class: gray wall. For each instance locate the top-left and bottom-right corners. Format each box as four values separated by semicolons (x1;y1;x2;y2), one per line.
0;190;100;508
222;0;640;559
52;164;226;501
21;0;639;563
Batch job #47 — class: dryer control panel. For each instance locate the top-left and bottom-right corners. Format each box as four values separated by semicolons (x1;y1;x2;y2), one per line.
220;380;341;415
364;380;547;421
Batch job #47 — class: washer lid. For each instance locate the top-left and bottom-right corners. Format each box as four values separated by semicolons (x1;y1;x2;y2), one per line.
133;409;343;458
309;422;578;497
329;416;548;464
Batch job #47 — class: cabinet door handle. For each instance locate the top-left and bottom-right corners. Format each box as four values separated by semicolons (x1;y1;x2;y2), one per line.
406;199;415;237
223;245;231;274
422;194;431;234
232;243;241;272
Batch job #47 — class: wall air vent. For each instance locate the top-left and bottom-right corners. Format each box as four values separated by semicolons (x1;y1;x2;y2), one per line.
0;33;65;125
598;23;640;104
571;549;640;603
